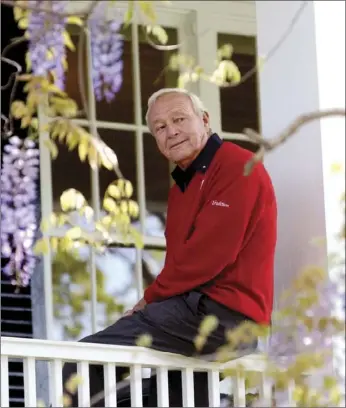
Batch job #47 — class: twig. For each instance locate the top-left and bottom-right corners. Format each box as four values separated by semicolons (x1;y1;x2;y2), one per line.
1;56;22;75
1;36;27;59
243;108;346;175
1;56;22;136
220;1;309;89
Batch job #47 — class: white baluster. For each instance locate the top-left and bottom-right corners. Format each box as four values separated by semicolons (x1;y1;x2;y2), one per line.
1;356;9;407
287;379;296;407
208;370;221;407
104;363;117;407
23;357;37;407
259;371;272;406
130;364;143;407
157;367;169;407
78;361;90;406
50;359;63;407
182;368;195;407
233;371;246;407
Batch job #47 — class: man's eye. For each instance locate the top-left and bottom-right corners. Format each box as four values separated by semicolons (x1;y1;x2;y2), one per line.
176;117;184;122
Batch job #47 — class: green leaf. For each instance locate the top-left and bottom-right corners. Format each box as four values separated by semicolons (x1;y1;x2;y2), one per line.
128;200;139;218
123;180;133;198
66;16;84;26
199;315;219;336
30;118;39;130
87;144;99;170
10;100;28;119
25;52;32;71
34;238;50;255
217;44;234;60
21;116;31;129
124;3;134;27
193;334;205;352
66;227;83;240
78;139;89;162
50;96;78;118
13;6;25;21
323;375;338;390
138;1;157;22
103;197;118;213
224;60;241;84
18;17;28;29
66;130;79;151
107;184;121;200
135;334;152;347
147;25;168;45
44;139;58;159
60;189;86;212
63;31;76;51
47;83;67;96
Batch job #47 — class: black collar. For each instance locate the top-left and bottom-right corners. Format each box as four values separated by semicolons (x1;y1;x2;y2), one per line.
171;133;223;192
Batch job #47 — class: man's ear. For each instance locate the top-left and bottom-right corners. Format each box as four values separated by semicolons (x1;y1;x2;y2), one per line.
202;111;210;128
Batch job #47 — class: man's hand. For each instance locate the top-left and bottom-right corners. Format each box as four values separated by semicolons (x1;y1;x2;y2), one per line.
123;298;146;317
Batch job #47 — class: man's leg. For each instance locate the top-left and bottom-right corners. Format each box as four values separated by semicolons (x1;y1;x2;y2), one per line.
62;291;257;407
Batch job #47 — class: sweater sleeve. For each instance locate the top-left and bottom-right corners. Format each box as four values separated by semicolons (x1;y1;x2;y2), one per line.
144;165;266;304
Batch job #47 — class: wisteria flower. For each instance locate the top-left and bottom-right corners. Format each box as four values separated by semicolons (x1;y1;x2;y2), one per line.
88;4;124;102
1;136;40;287
27;0;67;90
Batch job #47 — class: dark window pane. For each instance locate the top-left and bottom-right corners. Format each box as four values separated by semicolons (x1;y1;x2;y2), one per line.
143;133;170;206
51;127;91;209
65;27;89;119
98;129;137;201
218;34;260;133
139;26;179;125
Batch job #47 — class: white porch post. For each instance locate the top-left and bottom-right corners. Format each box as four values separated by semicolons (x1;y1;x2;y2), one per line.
256;0;345;381
256;0;328;305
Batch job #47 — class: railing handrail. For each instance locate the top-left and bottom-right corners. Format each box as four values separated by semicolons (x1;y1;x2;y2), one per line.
1;336;266;371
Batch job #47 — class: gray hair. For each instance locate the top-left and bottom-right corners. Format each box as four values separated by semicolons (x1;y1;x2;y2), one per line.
145;88;209;129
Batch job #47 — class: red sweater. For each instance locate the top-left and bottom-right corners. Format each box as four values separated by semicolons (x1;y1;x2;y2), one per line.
144;141;277;325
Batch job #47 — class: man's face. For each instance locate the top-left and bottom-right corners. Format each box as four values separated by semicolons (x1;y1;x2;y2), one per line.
148;93;210;168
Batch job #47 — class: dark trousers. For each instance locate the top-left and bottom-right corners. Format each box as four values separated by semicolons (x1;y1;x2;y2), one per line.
62;291;257;407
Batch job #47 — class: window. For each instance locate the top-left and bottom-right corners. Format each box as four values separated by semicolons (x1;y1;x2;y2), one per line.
39;4;259;339
218;33;260;134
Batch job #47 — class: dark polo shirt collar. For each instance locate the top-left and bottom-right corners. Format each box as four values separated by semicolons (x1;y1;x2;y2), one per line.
171;133;223;192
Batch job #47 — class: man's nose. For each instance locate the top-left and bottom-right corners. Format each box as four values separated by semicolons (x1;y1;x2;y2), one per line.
166;124;179;138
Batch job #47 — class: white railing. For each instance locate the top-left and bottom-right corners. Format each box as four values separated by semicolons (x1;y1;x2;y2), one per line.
1;336;277;407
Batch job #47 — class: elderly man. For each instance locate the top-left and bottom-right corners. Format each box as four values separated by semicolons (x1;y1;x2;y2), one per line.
62;88;277;407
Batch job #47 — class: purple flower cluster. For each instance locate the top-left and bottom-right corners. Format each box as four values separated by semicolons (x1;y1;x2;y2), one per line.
89;4;124;102
27;1;66;90
1;136;40;287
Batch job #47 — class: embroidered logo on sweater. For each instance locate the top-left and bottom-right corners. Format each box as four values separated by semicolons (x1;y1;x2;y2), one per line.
212;200;229;208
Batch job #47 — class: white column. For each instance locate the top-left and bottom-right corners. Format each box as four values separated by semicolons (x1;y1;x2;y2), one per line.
255;0;331;307
314;0;345;385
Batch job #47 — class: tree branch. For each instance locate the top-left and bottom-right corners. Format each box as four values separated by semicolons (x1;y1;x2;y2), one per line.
243;108;346;175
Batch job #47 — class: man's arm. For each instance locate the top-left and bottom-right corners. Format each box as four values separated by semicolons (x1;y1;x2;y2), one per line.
144;165;267;304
